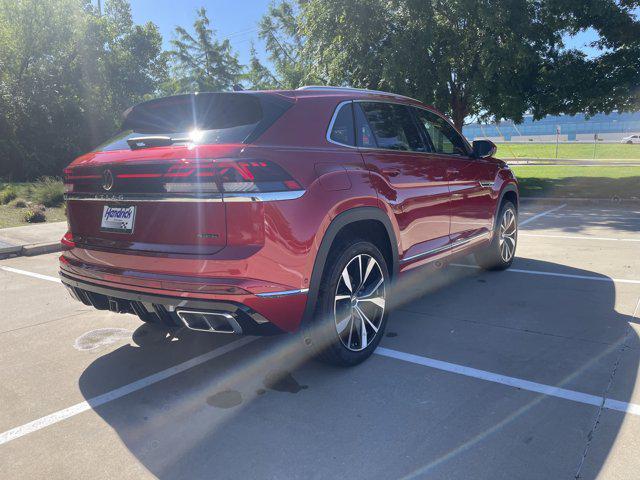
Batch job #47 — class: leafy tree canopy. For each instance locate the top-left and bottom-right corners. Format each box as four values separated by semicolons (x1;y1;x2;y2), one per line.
0;0;164;180
164;7;242;94
296;0;640;129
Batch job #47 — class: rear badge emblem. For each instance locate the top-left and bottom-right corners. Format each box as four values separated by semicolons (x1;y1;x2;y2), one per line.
102;169;114;191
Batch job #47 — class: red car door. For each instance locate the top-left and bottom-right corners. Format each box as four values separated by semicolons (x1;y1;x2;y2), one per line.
355;102;450;261
413;108;496;242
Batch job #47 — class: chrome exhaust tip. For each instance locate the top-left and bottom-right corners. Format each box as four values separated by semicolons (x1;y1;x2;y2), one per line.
176;310;243;334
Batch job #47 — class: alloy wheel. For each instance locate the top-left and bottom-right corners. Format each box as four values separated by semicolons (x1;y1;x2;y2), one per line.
333;254;386;351
498;208;517;262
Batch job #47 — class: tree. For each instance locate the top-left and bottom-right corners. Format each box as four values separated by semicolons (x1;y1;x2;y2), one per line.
165;7;242;93
243;44;280;90
299;0;640;130
0;0;165;180
258;1;318;89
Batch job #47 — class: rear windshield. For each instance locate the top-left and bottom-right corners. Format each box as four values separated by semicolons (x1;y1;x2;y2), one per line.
96;92;291;152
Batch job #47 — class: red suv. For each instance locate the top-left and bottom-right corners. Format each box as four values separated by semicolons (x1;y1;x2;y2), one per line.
60;87;518;366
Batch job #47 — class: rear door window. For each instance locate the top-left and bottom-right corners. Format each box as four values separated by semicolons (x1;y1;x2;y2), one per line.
354;103;376;148
358;102;426;152
412;107;469;155
329;102;355;146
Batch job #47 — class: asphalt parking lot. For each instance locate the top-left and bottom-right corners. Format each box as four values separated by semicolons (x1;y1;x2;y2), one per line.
1;201;640;479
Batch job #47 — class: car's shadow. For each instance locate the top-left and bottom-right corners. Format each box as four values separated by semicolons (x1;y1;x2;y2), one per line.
79;258;639;479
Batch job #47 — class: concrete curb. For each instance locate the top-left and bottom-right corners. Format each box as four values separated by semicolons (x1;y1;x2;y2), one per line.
0;242;61;260
505;157;640;163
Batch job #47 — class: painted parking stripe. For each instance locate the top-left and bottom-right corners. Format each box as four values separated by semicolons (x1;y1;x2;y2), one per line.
375;347;640;415
0;337;256;446
451;263;640;285
519;204;567;226
0;266;61;283
519;233;640;242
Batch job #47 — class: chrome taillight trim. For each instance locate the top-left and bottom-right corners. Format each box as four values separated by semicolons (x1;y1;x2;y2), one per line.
65;193;223;203
64;190;305;203
223;191;305;202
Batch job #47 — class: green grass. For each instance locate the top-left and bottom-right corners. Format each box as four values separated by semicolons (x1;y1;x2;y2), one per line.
0;204;66;228
496;143;640;160
0;179;66;228
511;165;640;199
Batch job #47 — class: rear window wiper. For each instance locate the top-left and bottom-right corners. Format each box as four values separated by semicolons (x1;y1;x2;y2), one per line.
126;136;181;150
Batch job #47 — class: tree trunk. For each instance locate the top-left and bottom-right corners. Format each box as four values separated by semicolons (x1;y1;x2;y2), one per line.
450;94;466;132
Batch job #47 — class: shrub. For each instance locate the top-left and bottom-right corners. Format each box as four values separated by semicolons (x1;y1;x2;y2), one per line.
0;186;17;204
23;206;47;223
11;198;28;208
32;177;64;207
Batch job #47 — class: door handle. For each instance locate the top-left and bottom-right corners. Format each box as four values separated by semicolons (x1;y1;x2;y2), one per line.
382;168;400;177
446;167;460;175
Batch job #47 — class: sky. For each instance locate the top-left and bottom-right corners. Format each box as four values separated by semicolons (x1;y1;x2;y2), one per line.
129;0;273;65
127;0;617;67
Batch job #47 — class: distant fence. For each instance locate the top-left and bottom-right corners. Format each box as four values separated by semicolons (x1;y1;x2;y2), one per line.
466;134;635;144
463;112;640;144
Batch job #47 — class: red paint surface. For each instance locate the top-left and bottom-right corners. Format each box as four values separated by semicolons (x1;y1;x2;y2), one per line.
61;90;517;332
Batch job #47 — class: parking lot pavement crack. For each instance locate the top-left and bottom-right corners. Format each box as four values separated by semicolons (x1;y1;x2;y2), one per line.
573;324;632;479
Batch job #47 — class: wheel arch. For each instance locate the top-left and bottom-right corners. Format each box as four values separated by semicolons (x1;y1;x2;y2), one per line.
492;182;519;233
302;207;399;326
500;183;519;211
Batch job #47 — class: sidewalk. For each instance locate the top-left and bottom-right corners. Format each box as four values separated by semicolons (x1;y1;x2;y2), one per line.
0;222;66;259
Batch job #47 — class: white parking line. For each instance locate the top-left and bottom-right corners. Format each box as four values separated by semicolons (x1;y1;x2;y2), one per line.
0;337;256;446
451;263;640;285
375;347;640;415
0;266;61;283
519;233;640;242
519;204;567;226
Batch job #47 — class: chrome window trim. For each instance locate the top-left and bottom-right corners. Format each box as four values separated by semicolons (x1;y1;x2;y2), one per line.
326;100;356;148
255;288;310;298
401;231;491;263
325;99;473;157
65;190;305;203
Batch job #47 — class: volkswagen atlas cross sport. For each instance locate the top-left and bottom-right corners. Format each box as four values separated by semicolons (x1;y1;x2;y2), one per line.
60;86;518;366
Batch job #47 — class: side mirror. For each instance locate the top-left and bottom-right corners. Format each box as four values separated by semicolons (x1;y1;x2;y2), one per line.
472;139;497;158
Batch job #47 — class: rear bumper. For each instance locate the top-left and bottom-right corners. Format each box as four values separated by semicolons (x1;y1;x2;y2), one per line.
59;270;308;335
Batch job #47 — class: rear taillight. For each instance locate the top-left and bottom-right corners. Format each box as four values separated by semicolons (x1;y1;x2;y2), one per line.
162;159;301;194
216;160;301;193
164;182;218;193
61;231;75;249
63;159;302;196
63;167;74;193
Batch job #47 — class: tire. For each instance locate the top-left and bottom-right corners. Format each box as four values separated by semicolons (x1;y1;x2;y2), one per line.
474;200;517;271
627;140;633;144
305;239;389;367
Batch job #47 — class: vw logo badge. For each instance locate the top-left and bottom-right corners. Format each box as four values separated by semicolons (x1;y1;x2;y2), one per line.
102;169;114;191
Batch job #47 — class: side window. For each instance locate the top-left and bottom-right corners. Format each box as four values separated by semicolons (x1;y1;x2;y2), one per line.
413;108;468;155
329;102;355;146
354;103;376;148
358;102;425;152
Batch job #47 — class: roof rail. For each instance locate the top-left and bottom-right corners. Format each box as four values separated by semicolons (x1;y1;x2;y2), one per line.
297;85;415;100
